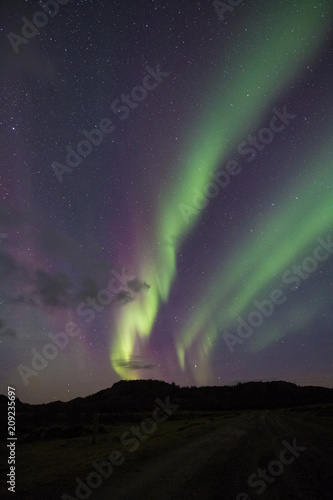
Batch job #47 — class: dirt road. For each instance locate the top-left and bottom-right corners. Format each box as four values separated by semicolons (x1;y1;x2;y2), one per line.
92;411;333;500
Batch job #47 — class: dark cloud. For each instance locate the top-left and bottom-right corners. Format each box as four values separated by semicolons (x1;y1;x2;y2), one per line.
1;227;148;311
76;276;101;302
10;266;150;311
126;278;150;293
12;294;38;307
0;318;16;337
33;270;73;307
114;290;134;305
113;355;155;370
8;266;74;309
0;328;16;337
8;265;147;311
0;207;151;313
112;279;150;305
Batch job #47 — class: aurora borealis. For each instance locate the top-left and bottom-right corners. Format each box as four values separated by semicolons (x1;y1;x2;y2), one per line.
0;0;332;403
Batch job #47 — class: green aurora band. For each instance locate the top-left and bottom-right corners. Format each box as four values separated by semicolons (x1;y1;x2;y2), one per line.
248;292;329;354
110;2;332;379
176;142;333;379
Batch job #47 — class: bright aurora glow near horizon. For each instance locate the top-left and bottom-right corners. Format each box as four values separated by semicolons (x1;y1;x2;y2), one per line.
0;0;333;403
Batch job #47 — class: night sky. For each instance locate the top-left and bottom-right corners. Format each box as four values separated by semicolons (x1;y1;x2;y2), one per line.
1;0;332;404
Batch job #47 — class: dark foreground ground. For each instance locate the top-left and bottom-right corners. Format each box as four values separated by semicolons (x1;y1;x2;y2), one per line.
1;406;333;500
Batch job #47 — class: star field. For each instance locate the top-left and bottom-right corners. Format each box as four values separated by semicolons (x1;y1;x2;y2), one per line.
0;0;332;403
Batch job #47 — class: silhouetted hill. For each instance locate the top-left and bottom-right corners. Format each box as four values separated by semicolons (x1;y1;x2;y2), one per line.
2;380;333;415
1;380;333;441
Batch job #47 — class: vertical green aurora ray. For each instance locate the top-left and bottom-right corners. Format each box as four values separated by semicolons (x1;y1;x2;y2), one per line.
156;1;331;300
111;2;332;377
177;143;333;373
249;293;330;353
156;2;329;318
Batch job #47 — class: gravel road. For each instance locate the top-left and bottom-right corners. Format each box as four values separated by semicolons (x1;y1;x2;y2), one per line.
92;411;333;500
